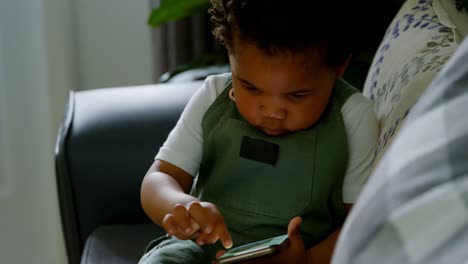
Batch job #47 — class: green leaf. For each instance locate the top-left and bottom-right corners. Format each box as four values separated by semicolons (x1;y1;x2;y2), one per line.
148;0;211;27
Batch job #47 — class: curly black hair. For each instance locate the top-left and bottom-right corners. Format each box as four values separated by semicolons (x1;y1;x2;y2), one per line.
209;0;363;68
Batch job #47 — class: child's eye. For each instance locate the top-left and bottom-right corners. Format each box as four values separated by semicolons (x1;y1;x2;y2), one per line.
288;92;308;100
244;85;261;93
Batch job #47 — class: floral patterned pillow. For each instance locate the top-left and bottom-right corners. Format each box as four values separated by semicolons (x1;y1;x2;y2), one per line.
434;0;468;42
363;0;464;167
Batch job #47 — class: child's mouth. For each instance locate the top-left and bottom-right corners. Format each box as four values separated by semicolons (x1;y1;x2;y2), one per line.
260;127;288;136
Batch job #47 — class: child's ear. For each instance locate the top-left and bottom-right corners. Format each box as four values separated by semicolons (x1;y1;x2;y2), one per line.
336;54;352;77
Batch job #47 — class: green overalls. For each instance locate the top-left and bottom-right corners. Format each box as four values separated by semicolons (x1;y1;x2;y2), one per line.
139;77;357;264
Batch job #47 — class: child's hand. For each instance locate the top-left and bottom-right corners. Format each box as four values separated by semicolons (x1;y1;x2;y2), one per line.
214;217;306;264
162;201;233;249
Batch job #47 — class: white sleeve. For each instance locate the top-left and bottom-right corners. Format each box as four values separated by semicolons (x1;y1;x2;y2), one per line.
155;74;230;176
341;93;379;203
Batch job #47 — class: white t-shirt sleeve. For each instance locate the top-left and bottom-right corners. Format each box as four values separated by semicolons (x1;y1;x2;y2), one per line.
341;93;379;203
155;73;230;176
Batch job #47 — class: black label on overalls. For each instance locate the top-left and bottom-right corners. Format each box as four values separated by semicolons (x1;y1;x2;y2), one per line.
239;136;278;166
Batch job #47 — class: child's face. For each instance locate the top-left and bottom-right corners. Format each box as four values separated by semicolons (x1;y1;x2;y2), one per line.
229;38;348;136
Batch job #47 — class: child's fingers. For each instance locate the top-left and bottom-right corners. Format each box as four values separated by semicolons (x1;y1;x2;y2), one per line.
188;202;213;233
194;232;213;246
192;221;230;247
162;214;192;240
194;231;228;247
189;217;201;234
287;216;302;238
188;202;232;248
286;216;305;254
172;204;192;235
215;250;226;259
162;214;177;236
202;218;232;248
214;223;233;249
195;228;232;249
162;214;191;240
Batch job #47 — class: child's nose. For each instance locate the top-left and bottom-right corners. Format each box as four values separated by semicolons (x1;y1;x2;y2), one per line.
260;102;287;120
266;110;286;119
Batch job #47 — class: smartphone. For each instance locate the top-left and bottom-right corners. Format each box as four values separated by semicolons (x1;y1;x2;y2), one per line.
215;234;289;264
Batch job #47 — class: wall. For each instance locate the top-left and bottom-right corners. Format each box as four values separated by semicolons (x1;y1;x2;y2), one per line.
0;1;68;263
0;0;153;263
75;0;154;90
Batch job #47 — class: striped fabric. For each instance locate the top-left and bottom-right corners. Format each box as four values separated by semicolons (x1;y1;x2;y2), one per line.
332;36;468;264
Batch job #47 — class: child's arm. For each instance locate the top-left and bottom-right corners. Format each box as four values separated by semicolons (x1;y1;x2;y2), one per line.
141;159;233;248
305;227;342;263
305;203;353;263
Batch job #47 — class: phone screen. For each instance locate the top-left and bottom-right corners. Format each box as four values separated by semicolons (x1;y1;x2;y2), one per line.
216;234;288;264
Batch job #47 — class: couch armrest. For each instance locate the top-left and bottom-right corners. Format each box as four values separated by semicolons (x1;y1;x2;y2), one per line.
55;81;203;264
